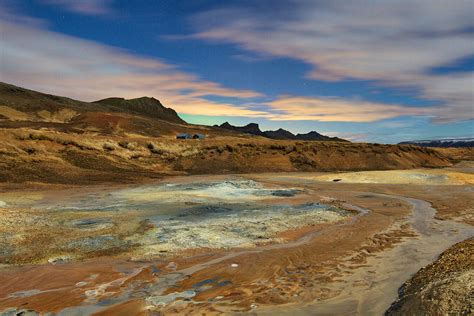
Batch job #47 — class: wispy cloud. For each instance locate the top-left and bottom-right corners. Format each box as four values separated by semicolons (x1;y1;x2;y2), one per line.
41;0;113;15
265;96;435;122
192;0;474;123
323;132;370;142
231;53;271;63
0;7;265;118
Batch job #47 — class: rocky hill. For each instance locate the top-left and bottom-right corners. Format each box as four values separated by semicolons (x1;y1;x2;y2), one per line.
0;82;185;124
93;97;185;124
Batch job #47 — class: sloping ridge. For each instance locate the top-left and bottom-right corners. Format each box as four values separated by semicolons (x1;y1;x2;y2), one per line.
93;97;185;124
0;82;185;124
0;82;95;113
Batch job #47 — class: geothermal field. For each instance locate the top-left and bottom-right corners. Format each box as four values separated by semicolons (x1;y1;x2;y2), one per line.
0;164;473;315
0;83;473;315
2;1;474;314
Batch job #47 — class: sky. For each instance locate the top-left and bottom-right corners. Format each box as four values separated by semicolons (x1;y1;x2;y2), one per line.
0;0;473;143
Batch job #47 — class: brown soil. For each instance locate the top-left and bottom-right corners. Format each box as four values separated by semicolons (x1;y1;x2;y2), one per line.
0;172;471;315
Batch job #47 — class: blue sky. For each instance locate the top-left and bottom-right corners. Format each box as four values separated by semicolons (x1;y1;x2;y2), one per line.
1;0;473;143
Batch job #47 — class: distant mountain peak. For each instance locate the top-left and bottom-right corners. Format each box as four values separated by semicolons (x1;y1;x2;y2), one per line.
219;122;265;136
264;128;296;140
399;137;473;148
221;121;232;127
218;122;348;142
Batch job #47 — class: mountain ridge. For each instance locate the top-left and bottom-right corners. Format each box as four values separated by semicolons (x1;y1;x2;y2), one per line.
399;138;474;148
93;96;185;124
217;122;348;142
0;82;186;125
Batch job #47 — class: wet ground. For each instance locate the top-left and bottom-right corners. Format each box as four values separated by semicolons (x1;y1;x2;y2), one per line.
0;179;351;263
0;168;472;315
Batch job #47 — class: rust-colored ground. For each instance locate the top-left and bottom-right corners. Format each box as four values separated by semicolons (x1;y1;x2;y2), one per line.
0;166;472;315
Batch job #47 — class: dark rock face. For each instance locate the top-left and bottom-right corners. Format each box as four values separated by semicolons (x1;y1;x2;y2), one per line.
296;131;324;141
218;122;348;142
265;128;297;140
218;122;266;136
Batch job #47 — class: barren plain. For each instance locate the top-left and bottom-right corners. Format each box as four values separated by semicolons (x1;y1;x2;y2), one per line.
0;164;473;315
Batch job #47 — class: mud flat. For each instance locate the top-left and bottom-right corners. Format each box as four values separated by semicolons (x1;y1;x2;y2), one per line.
0;166;472;315
258;195;473;315
0;179;352;264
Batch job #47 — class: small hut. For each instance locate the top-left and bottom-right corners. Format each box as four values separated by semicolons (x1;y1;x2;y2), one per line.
193;134;206;139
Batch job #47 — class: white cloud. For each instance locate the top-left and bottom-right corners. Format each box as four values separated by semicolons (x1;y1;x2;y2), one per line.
192;0;474;123
0;8;265;118
1;2;471;125
265;96;435;122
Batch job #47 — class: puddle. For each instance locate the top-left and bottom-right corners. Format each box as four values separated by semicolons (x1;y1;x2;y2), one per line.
67;218;113;230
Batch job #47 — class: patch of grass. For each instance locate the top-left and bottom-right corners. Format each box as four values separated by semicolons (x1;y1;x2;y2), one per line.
103;142;116;151
147;142;164;154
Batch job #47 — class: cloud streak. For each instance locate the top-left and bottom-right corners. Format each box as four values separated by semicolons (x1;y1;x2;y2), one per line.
1;2;471;126
265;96;435;122
41;0;113;15
192;0;474;123
0;8;265;118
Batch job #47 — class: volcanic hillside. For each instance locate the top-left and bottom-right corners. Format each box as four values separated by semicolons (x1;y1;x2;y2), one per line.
0;82;465;184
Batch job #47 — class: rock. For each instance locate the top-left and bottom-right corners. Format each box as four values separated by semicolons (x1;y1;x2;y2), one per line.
0;308;39;316
47;256;70;265
166;261;177;270
75;281;88;287
231;263;239;268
